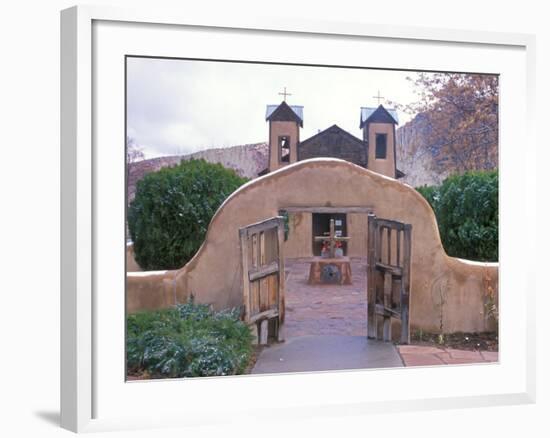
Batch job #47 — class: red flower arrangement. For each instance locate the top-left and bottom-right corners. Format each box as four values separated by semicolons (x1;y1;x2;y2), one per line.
321;241;343;252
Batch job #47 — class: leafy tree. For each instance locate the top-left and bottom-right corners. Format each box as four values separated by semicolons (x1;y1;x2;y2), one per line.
126;136;145;182
128;159;248;270
417;170;498;262
126;136;145;164
393;73;498;173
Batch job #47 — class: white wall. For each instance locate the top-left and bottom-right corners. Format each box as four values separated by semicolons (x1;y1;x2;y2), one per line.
0;1;548;437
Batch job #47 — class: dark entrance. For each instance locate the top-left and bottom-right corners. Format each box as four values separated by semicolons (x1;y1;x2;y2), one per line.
312;213;347;256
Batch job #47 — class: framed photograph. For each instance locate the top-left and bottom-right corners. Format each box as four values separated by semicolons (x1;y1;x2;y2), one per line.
61;5;536;433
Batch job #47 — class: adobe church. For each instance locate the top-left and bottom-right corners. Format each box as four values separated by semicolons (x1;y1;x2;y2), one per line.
259;98;405;259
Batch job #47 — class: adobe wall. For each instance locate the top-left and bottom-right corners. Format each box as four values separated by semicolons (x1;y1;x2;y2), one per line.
347;213;369;257
283;212;312;258
126;243;142;272
127;159;498;334
126;270;178;313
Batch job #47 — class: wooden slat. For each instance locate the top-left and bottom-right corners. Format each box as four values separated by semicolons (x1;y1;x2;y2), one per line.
376;222;382;263
396;229;401;268
367;213;377;339
400;224;412;344
251;233;258;269
250;280;259;316
259;277;269;312
276;216;286;341
265;228;278;264
383;271;392;342
376;218;406;231
392;276;401;310
259;319;269;345
248;261;279;281
375;262;402;276
239;229;251;323
249;308;279;324
375;303;400;319
239;217;281;236
259;231;266;265
268;274;278;309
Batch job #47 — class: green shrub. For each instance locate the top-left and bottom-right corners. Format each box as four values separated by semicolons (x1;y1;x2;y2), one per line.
127;298;254;378
416;170;498;262
128;159;248;270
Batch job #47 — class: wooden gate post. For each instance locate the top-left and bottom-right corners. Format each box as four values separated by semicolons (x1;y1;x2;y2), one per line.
367;215;412;344
239;228;250;323
276;216;286;342
400;224;412;344
367;213;377;339
239;216;286;345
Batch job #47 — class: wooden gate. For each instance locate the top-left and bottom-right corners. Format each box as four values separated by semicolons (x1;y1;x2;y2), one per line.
367;213;412;343
239;216;285;344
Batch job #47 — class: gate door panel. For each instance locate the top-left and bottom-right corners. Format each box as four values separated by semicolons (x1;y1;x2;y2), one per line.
367;213;412;343
239;216;285;344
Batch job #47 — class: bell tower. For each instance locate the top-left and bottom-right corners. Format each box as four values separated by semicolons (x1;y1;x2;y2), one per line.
265;99;303;173
359;103;399;178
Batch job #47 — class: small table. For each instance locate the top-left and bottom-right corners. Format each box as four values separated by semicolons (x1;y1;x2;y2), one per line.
308;256;352;285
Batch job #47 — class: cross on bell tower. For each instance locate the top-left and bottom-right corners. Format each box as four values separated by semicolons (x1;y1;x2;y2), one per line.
278;87;292;102
373;90;385;105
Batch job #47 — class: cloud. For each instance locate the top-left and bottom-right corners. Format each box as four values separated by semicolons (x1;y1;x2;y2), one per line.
126;57;422;158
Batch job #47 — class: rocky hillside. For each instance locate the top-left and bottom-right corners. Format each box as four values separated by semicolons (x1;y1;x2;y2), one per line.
395;113;450;187
127;142;268;202
128;121;449;204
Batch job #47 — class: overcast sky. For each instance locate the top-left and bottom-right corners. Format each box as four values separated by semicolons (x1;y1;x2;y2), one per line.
126;57;424;159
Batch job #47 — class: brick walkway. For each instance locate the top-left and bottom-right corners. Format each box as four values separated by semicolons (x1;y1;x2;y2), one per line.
284;257;368;338
397;345;498;366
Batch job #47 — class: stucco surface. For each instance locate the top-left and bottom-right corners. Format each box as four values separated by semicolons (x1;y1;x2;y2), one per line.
269;120;299;171
127;159;498;333
284;212;312;257
126;270;177;313
347;213;369;257
367;122;395;177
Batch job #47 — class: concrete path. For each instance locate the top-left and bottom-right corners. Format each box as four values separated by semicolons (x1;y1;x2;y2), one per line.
252;335;404;374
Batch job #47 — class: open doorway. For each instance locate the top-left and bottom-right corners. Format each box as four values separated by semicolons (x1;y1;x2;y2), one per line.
311;212;348;255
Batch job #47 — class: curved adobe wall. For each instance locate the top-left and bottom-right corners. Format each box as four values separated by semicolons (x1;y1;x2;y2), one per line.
128;158;498;333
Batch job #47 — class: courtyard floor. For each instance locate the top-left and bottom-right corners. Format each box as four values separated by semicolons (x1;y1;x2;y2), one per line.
284;257;369;338
251;257;498;374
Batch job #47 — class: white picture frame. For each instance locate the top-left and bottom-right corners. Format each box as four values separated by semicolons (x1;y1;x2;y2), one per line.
60;5;536;433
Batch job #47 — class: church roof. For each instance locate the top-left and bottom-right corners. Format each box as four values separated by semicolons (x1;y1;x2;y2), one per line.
299;124;365;149
298;124;368;167
266;101;304;126
360;105;399;128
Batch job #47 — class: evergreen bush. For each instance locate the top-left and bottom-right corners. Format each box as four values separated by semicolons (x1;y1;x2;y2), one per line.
126;298;254;378
416;170;498;262
128;159;248;270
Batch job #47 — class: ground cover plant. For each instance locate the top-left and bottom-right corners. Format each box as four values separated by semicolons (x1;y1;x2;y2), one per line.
127;298;254;378
416;170;498;262
128;159;248;270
